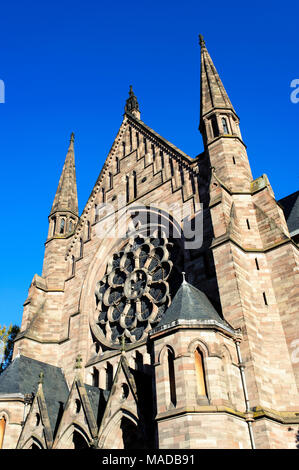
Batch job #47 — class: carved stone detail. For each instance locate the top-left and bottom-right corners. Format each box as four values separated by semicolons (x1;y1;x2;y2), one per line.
95;235;173;347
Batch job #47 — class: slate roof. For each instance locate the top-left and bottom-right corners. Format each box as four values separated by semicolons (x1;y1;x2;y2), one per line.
279;190;299;237
84;384;109;426
151;280;234;334
0;355;69;433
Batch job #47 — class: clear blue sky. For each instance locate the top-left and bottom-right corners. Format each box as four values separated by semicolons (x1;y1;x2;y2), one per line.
0;0;298;327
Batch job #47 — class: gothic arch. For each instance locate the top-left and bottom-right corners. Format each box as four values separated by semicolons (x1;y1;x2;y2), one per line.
187;338;210;357
54;423;90;449
157;344;176;365
21;435;44;449
98;408;144;449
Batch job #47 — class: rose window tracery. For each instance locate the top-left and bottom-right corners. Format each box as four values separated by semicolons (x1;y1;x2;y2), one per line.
94;235;177;347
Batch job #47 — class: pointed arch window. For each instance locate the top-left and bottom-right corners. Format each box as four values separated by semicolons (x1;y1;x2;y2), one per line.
167;349;176;407
194;348;207;396
69;220;74;233
71;255;75;276
133;171;137;199
95;204;99;222
59;218;65;234
135;351;143;372
123;142;126;157
222;117;229;134
136;132;139;148
79;238;83;258
129;126;132;151
0;416;6;449
52;216;56;236
106;362;113;390
144;137;147;154
211;116;219;138
92;367;99;387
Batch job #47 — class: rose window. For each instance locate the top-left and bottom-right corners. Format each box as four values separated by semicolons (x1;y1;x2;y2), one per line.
95;235;175;346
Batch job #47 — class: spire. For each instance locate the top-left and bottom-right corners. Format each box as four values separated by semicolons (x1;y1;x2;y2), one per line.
199;35;236;122
50;133;78;217
124;85;140;119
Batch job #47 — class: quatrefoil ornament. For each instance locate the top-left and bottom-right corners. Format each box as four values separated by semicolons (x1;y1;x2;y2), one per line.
95;235;173;346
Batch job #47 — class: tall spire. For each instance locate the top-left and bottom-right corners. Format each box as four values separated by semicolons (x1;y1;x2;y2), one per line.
50;133;78;217
199;35;236;122
124;85;140;119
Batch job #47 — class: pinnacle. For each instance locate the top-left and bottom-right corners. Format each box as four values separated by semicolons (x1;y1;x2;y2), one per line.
50;134;78;217
199;37;236;118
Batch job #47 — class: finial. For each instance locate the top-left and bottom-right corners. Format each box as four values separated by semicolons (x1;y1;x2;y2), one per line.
125;85;140;115
75;354;82;369
38;371;44;385
199;34;205;47
182;271;186;283
70;132;75;143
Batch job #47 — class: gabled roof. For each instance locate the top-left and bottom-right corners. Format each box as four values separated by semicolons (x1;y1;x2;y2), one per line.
0;355;69;433
151;280;234;334
279;190;299;237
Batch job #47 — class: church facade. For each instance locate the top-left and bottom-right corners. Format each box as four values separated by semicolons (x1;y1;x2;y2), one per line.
0;37;298;449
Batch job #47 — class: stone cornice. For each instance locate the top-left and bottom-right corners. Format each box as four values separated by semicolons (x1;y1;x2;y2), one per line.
156;405;299;424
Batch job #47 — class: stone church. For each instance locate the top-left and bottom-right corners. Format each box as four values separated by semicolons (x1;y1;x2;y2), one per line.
0;36;298;449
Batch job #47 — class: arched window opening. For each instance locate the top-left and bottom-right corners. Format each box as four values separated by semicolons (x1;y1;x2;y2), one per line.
152;144;155;161
222;117;229;134
35;413;40;426
59;218;65;234
52;216;56;236
136;132;139;148
73;430;89;449
211;116;219;137
102;187;105;203
109;172;113;189
95;204;99;222
129;126;132;151
123;141;126;157
31;443;41;450
135;351;143;372
121;383;129;400
75;399;81;414
126;176;130;203
71;255;75;276
143;137;147;154
92;367;99;387
87;220;91;240
167;349;176;407
160;150;164;169
120;417;145;450
116;157;120;173
133;171;137;199
106;362;113;390
79;238;83;258
0;416;6;449
69;220;73;233
194;348;207;397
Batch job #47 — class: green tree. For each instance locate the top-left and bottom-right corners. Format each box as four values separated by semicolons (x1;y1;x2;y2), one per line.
0;324;20;374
